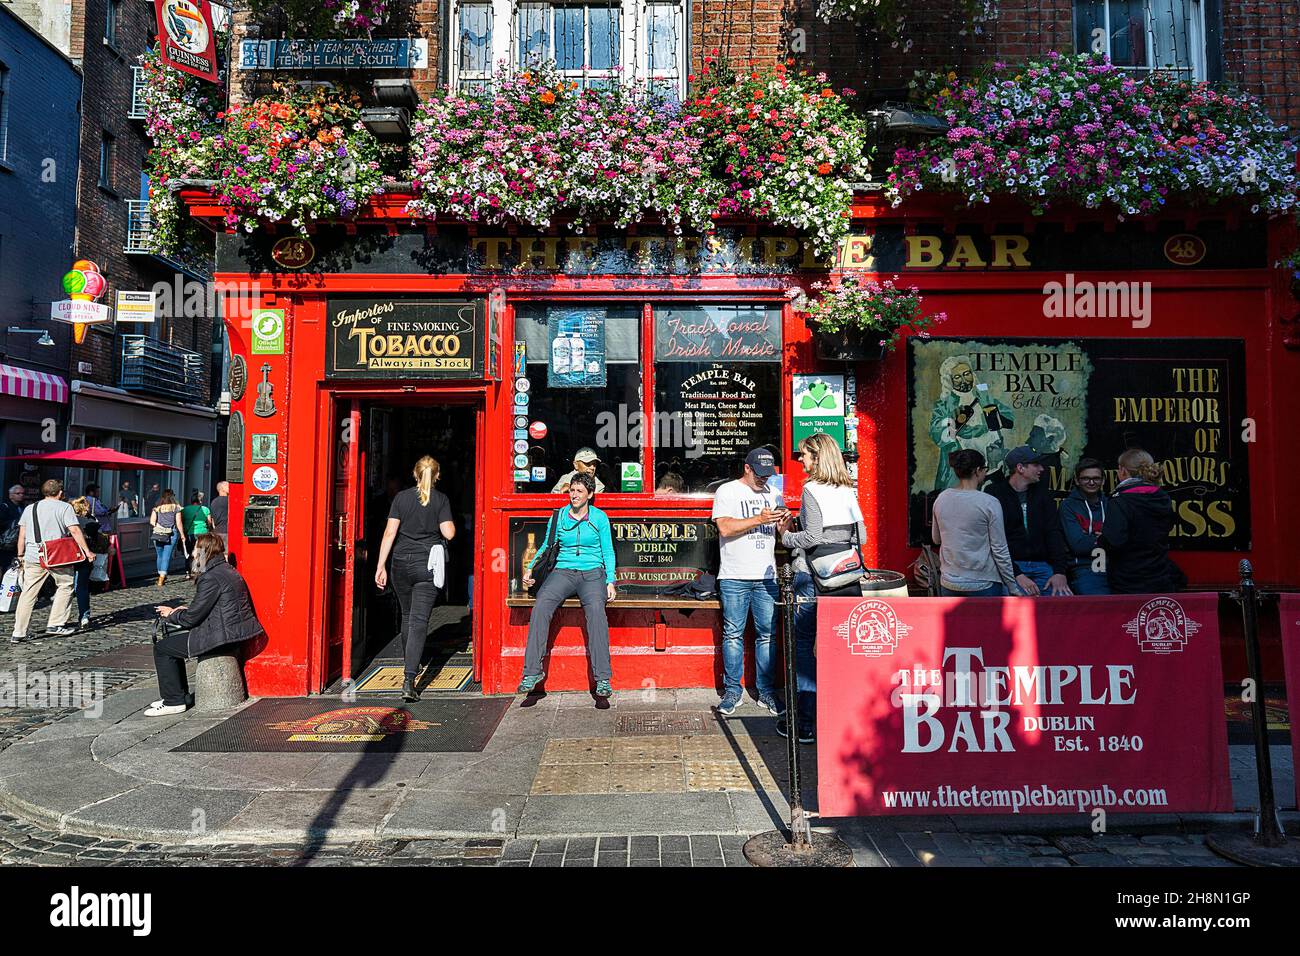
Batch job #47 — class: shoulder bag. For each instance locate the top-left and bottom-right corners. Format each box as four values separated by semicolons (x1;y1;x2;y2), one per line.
152;508;177;545
527;508;564;596
33;501;84;569
804;489;867;593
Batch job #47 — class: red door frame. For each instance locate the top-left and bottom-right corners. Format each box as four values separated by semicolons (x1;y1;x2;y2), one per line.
315;383;490;693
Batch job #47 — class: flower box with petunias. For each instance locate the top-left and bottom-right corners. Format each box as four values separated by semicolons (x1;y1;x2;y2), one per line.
804;275;947;360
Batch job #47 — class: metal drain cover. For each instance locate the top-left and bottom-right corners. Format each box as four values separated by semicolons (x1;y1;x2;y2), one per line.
615;711;719;736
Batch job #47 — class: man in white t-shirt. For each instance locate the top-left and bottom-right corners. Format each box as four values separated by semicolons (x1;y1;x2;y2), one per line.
711;448;788;717
10;479;93;642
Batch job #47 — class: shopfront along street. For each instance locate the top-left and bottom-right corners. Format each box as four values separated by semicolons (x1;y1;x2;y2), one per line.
0;0;1298;929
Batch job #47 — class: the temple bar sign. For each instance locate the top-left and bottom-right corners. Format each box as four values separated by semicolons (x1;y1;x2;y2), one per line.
326;298;485;379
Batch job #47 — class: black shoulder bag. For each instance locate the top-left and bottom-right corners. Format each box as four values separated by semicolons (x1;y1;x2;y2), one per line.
527;508;564;596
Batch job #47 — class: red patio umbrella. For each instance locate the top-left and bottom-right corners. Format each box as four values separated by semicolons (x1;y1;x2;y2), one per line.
0;446;180;469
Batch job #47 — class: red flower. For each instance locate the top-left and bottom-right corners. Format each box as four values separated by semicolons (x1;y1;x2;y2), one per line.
817;163;832;175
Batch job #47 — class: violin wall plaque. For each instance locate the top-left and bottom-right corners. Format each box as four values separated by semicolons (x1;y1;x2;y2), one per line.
253;362;277;418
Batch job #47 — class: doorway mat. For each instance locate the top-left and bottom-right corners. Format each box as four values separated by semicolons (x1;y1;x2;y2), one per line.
354;661;473;694
1224;684;1290;745
171;697;511;753
70;644;159;670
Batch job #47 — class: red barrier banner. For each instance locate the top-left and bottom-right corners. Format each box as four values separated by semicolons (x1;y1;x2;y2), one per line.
817;594;1232;816
1281;594;1300;811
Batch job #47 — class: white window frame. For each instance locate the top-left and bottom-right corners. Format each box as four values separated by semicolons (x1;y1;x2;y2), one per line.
1076;0;1207;81
451;0;686;99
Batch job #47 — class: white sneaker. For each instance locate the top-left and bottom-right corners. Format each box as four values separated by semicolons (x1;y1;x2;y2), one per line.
144;702;188;717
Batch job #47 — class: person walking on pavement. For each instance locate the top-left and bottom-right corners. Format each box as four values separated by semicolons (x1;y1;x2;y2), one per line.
775;433;865;744
10;480;94;642
931;449;1022;598
1100;448;1187;594
374;456;457;702
984;445;1072;596
519;471;617;698
69;497;108;630
181;492;213;580
0;485;23;572
209;481;230;549
149;490;186;588
712;448;787;717
1059;457;1111;595
150;534;264;716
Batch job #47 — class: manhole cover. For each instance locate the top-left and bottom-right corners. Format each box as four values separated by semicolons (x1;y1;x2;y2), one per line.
615;711;718;736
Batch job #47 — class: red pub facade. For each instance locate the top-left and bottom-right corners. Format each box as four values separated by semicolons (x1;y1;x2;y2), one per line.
186;188;1300;698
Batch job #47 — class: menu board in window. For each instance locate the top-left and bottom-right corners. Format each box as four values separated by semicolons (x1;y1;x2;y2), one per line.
654;305;782;494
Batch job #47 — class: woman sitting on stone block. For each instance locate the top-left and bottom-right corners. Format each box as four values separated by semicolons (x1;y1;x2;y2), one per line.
147;534;263;716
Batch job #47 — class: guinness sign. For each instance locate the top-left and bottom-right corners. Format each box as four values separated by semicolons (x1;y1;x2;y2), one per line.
326;298;485;379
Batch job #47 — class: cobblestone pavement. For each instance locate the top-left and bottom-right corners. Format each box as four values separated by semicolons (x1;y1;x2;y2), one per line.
0;580;1268;867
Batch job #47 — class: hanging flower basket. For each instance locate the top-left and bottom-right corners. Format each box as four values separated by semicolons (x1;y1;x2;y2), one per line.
804;274;947;361
813;328;888;363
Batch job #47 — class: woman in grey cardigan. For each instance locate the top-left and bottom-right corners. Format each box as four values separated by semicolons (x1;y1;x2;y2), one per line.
775;433;867;745
930;449;1022;597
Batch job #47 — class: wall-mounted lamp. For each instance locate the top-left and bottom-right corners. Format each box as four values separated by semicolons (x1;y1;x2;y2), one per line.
7;327;56;346
360;106;410;140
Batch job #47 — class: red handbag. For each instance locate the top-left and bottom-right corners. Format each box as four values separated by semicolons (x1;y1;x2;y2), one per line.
32;500;84;569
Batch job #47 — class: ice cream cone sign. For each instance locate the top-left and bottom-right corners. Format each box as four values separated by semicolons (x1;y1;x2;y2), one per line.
53;260;112;343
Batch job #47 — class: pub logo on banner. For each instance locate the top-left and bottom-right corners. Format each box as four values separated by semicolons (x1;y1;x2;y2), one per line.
1124;597;1202;655
835;600;913;658
155;0;220;82
267;707;434;743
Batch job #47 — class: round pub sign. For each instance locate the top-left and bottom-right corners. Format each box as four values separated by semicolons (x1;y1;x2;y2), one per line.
271;236;315;269
1163;234;1206;266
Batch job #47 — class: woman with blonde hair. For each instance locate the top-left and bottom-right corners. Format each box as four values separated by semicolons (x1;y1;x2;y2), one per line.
775;432;867;744
1099;448;1187;594
375;456;456;702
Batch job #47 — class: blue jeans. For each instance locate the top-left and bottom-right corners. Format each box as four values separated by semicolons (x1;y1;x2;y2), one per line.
154;530;176;575
73;560;92;619
718;578;779;699
1068;566;1110;595
792;572;818;727
1014;560;1062;595
939;582;1005;597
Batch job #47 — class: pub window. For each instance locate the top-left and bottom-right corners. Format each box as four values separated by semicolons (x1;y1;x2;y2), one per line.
454;0;686;100
0;63;9;163
652;304;783;494
513;304;642;493
1073;0;1207;80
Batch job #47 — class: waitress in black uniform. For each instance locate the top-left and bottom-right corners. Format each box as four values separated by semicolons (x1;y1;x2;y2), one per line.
374;455;456;701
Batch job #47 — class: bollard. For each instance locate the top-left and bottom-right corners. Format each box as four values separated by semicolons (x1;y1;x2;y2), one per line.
1235;560;1285;846
743;562;853;867
1206;560;1297;865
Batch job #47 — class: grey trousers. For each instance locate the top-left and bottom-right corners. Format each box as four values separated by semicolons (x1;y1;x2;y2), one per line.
524;568;611;681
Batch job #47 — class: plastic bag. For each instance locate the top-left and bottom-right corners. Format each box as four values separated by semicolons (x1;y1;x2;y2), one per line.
89;552;110;583
0;563;20;613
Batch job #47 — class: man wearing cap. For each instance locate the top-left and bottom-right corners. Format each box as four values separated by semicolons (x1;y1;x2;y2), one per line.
710;448;788;716
552;448;607;494
984;446;1072;596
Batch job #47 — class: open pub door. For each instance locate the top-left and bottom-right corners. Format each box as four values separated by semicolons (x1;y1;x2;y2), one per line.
326;398;367;688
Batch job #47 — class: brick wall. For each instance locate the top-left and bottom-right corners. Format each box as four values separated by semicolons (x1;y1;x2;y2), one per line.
225;1;1299;132
69;0;214;402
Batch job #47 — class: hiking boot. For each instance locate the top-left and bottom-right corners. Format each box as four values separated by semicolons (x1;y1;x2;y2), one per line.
594;679;612;698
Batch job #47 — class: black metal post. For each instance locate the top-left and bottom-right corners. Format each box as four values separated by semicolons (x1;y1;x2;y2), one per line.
778;562;811;849
1236;559;1286;847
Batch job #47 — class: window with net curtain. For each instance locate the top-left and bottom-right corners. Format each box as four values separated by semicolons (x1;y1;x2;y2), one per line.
455;1;685;99
1072;0;1207;79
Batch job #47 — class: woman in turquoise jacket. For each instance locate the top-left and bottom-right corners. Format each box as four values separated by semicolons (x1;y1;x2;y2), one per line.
519;471;617;697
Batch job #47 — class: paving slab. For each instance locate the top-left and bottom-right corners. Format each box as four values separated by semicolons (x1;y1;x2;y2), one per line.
517;792;735;836
63;784;259;843
1;762;141;830
293;753;432;790
381;789;525;838
413;739;548;794
0;736;94;782
220;788;404;842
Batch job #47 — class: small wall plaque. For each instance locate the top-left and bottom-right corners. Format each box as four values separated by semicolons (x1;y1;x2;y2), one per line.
227;411;245;483
244;506;276;540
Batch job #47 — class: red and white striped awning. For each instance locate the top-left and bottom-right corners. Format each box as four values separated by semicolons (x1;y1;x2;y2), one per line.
0;364;69;404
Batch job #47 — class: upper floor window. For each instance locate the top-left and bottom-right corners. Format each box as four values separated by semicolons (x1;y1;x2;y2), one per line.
106;0;121;47
0;64;9;164
99;131;115;191
1073;0;1207;80
453;0;686;100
